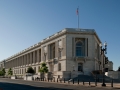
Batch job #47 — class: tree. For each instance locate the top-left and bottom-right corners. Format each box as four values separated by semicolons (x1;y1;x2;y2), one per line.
26;67;35;74
118;66;120;71
39;62;48;73
0;68;6;76
2;68;6;76
8;68;13;76
0;71;4;76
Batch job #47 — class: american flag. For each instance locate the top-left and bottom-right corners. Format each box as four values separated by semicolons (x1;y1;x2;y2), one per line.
76;8;79;15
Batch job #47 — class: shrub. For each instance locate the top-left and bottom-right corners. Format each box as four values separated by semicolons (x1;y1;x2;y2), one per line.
39;62;48;73
8;68;13;75
26;67;35;74
118;67;120;71
0;68;6;76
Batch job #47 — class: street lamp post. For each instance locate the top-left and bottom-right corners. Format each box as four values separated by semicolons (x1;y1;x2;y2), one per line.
15;72;16;79
73;65;75;71
100;41;107;87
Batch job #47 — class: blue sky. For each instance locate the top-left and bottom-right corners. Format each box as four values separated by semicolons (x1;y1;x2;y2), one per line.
0;0;120;70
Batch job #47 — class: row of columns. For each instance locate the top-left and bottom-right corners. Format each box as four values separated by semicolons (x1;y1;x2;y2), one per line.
5;38;66;69
5;49;41;69
13;66;39;75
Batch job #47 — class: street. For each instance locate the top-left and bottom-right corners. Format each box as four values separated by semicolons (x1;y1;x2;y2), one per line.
0;78;118;90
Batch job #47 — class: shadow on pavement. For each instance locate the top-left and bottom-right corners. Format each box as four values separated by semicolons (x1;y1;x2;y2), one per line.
0;82;73;90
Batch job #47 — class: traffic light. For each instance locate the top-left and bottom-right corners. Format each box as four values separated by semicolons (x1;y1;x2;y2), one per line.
105;57;108;64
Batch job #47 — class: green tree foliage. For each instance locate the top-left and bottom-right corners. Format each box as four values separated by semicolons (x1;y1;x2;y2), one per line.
39;62;48;73
26;67;35;74
8;68;13;75
2;68;6;75
118;66;120;71
0;68;6;76
0;71;4;76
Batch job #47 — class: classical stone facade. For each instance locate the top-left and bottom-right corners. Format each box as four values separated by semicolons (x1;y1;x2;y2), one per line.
0;28;113;79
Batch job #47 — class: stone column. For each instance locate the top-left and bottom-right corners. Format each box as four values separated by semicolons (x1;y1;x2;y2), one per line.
30;52;32;64
9;61;11;67
27;54;29;65
18;57;20;66
25;55;27;65
24;55;25;65
62;38;66;56
25;54;27;65
21;56;23;66
19;57;21;66
72;37;75;57
10;61;11;68
11;61;12;68
14;60;15;67
28;53;30;64
85;38;87;57
9;61;10;68
24;55;26;65
41;46;44;62
8;62;9;68
17;58;19;67
15;59;17;67
13;59;14;67
22;55;24;66
55;41;58;58
13;59;15;67
46;45;49;60
48;45;50;60
12;60;13;68
7;62;8;68
14;59;15;67
16;58;18;67
37;49;40;63
33;51;35;63
35;51;37;63
31;52;33;64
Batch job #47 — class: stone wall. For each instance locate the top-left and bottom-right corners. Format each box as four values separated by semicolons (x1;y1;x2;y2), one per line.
105;71;120;79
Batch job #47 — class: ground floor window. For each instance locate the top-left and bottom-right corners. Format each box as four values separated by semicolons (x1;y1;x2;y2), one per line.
58;63;61;71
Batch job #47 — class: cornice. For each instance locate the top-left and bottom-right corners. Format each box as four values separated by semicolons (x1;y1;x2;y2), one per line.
1;28;100;62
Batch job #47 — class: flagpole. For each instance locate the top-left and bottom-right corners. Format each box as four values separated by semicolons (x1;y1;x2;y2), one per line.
78;6;79;29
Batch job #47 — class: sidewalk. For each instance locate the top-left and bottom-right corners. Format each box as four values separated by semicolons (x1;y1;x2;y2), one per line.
33;79;120;89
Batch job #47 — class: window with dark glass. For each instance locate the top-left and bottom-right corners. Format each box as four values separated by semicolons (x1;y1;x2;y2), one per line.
58;63;61;71
76;41;84;56
78;63;83;71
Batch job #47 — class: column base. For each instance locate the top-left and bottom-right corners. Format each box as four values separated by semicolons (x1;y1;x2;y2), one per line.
101;83;106;87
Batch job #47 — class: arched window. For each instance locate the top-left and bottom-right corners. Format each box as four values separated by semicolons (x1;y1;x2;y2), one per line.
76;41;84;56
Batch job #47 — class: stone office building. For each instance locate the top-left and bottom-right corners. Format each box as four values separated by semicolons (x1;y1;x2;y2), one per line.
0;28;113;78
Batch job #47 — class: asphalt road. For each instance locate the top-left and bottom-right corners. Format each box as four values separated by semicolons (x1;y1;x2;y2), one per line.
0;78;118;90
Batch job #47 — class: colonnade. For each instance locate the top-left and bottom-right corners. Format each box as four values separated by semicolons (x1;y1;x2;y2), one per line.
5;49;41;69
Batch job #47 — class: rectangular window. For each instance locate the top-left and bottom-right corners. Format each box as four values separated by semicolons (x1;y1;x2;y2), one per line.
58;63;61;71
78;63;83;71
59;51;61;59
